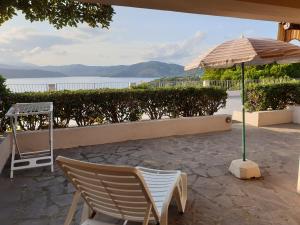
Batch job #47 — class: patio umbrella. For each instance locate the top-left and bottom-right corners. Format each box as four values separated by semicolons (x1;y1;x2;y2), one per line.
186;37;300;179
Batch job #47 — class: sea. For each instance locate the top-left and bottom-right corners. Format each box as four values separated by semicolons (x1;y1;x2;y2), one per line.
5;76;157;92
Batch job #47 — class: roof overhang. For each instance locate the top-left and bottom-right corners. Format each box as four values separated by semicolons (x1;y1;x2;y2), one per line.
82;0;300;23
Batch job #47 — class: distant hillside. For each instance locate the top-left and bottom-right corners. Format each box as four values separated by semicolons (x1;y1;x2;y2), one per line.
0;61;185;79
41;61;184;77
0;68;65;79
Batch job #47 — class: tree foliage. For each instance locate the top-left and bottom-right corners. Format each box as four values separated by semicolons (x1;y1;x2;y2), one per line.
0;0;114;29
202;63;300;80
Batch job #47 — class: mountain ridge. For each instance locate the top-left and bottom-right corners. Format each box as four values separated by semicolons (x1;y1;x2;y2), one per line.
0;61;185;79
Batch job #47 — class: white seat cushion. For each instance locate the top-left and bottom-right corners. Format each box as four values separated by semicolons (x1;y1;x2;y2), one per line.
137;167;181;216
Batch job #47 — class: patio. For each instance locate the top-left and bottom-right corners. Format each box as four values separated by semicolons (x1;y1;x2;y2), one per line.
1;123;300;225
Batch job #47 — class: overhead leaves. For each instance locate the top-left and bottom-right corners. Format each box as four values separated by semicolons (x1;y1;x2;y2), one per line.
0;0;114;29
202;63;300;80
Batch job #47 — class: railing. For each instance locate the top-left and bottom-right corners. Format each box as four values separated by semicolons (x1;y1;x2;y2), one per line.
150;78;296;90
205;77;296;90
6;82;131;93
55;82;131;91
6;84;49;93
149;80;202;88
6;78;298;93
203;80;260;90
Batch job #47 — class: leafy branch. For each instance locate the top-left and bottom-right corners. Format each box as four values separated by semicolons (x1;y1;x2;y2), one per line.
0;0;114;29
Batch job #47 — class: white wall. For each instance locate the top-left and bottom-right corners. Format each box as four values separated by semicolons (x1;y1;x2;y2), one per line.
0;135;11;173
292;106;300;124
232;109;293;127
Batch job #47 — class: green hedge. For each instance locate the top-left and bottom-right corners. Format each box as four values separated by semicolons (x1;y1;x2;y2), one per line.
0;76;10;133
245;82;300;112
2;87;227;131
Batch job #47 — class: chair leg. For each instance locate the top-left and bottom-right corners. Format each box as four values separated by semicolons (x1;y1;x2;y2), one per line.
81;202;94;223
160;210;168;225
297;159;300;193
174;173;187;213
159;173;187;225
142;203;152;225
51;163;54;172
10;132;16;179
64;191;81;225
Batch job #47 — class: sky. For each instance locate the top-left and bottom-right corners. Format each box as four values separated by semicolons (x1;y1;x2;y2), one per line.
0;6;278;66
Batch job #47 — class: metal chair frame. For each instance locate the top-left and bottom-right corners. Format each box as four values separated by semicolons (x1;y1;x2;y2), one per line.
5;102;54;178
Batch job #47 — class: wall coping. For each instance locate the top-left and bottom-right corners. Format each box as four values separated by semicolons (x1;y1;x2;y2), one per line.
15;114;231;135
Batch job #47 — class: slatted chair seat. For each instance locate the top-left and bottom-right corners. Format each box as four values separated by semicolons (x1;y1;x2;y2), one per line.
137;167;182;217
56;156;187;225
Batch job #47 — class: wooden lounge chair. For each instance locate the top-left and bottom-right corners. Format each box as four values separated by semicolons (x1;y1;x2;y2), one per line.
56;156;187;225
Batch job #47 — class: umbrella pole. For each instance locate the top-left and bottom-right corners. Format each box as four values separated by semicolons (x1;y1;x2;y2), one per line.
229;62;260;179
241;62;246;161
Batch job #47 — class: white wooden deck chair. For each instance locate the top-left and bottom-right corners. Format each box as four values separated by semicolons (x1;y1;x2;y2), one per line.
56;156;187;225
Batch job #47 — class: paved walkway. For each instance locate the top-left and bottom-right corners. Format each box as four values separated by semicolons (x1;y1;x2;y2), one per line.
1;123;300;225
217;93;241;115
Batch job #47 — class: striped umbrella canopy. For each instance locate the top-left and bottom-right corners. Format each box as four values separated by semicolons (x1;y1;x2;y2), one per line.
185;37;300;70
186;37;300;163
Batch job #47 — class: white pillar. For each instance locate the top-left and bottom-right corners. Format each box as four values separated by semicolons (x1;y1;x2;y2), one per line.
48;84;56;91
203;80;210;87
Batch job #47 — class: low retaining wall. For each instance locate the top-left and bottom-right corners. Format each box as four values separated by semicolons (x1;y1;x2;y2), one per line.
18;115;232;151
0;115;232;172
232;109;293;127
0;136;11;173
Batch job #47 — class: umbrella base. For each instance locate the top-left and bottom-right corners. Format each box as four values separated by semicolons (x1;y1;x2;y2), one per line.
229;159;261;179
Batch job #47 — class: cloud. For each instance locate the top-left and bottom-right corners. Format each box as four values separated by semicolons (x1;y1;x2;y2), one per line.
0;27;77;50
0;21;210;66
0;27;87;64
0;28;34;44
28;47;42;54
4;29;210;66
0;21;139;65
143;31;207;64
21;39;147;66
17;47;43;57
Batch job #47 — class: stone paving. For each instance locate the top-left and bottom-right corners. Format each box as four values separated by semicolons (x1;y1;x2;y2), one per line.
1;123;300;225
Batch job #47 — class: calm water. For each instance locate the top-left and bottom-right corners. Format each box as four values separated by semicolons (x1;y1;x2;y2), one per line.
6;76;156;85
5;76;157;92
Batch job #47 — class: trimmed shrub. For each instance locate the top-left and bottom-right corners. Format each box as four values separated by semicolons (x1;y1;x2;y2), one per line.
3;87;227;131
171;87;227;117
245;82;300;112
0;76;10;133
137;88;169;119
136;87;227;119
